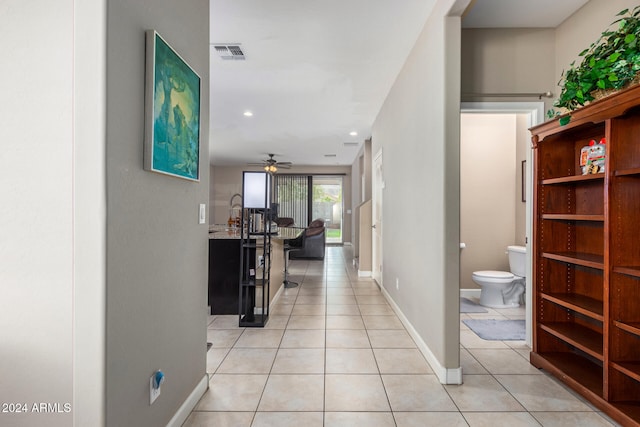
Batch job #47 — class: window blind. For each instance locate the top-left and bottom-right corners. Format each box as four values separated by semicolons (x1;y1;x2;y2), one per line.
273;175;309;227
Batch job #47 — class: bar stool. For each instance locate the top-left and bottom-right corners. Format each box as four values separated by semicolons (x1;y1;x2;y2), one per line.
283;243;299;288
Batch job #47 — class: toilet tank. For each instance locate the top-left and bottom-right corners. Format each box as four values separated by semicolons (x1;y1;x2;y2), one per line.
507;245;526;277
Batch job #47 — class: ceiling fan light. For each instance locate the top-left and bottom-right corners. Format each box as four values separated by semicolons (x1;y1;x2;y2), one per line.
264;164;277;174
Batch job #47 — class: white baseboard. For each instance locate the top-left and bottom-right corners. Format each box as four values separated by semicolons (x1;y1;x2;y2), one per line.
357;270;371;277
270;283;284;306
460;288;481;299
380;286;463;385
253;284;285;315
166;374;208;427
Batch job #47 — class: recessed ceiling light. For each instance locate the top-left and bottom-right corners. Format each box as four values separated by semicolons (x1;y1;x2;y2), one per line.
349;131;358;136
243;111;253;117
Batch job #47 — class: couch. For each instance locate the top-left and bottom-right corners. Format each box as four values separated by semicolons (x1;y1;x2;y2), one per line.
288;219;326;260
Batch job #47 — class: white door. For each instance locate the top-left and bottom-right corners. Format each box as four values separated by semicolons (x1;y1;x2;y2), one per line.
372;149;383;285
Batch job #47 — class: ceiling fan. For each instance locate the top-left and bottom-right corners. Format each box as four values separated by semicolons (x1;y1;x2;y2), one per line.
247;153;292;174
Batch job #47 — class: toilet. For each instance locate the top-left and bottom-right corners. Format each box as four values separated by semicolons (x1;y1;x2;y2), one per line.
472;245;526;309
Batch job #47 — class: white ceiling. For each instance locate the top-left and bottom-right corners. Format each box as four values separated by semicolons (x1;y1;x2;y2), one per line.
209;0;588;167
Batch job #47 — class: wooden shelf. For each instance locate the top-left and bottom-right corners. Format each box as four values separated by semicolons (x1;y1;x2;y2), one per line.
541;174;605;185
615;167;640;177
613;266;640;278
612;361;640;383
541;292;603;321
542;214;605;221
539;322;603;360
532;353;640;426
614;321;640;338
542;251;604;270
531;352;603;397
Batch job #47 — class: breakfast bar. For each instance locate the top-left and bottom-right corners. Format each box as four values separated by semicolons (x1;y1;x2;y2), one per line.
208;225;303;315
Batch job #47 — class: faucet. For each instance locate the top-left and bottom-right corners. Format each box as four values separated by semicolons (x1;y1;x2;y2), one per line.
230;193;242;210
227;193;243;227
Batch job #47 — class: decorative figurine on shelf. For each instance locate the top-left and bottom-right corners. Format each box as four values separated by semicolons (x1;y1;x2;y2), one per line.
580;140;594;175
587;137;606;174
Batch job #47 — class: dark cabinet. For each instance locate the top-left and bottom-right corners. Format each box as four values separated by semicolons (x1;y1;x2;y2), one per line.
208;238;254;314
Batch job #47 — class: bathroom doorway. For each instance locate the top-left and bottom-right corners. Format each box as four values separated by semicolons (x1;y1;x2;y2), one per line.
460;102;543;346
460;113;522;288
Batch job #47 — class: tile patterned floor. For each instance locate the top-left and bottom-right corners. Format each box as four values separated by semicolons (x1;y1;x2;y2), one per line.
185;246;619;427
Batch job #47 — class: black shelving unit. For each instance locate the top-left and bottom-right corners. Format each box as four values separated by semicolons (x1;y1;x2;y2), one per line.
238;172;272;327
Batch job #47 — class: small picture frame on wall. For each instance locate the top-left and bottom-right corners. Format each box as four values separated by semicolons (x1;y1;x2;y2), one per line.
144;30;201;181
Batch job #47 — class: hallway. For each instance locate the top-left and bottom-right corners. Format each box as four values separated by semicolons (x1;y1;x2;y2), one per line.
185;246;617;426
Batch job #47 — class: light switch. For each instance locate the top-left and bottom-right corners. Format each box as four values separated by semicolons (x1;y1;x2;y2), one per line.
199;204;206;224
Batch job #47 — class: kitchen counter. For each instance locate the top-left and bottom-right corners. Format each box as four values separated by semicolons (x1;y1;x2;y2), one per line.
207;225;304;314
208;225;242;239
208;224;304;241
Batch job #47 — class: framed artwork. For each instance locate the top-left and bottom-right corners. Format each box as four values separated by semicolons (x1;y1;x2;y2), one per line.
144;30;201;181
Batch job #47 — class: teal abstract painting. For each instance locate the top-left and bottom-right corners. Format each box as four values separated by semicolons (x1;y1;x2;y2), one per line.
145;31;200;181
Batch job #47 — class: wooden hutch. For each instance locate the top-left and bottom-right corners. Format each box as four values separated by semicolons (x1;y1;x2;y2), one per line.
530;84;640;426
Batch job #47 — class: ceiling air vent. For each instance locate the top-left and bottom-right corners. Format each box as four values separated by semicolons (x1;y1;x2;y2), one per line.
343;142;359;147
213;44;245;60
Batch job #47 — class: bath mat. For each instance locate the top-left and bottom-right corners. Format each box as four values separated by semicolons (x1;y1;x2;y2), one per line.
460;297;488;313
463;319;525;341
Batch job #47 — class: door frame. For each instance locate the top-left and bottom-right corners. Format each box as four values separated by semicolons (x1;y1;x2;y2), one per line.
372;148;383;286
460;101;544;346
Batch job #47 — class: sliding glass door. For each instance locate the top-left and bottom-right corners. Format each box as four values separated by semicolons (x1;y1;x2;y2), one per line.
273;175;344;244
312;176;343;243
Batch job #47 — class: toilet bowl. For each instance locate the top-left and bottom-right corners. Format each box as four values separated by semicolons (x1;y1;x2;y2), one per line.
472;245;526;309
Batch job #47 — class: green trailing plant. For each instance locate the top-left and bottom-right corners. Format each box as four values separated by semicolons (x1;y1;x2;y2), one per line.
549;6;640;123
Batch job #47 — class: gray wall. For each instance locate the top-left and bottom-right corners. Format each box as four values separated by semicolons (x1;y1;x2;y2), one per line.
106;1;209;425
371;0;468;375
461;28;556;112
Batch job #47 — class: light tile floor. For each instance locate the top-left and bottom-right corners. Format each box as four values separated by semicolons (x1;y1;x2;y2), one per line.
185;246;620;427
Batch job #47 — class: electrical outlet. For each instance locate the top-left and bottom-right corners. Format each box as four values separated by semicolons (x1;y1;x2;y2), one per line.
149;372;164;405
396;278;399;290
